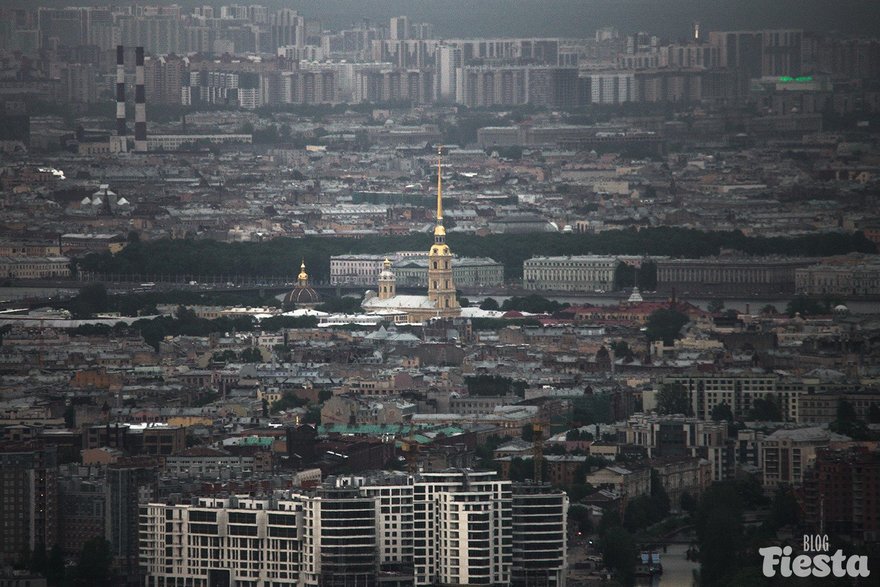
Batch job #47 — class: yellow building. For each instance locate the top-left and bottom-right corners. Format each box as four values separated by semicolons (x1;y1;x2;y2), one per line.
362;146;461;323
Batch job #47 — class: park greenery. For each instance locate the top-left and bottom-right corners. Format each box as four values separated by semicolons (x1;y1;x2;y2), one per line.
69;297;318;350
645;308;690;344
655;382;692;416
77;228;877;282
465;374;527;397
500;294;570;314
16;537;114;586
65;283;284;318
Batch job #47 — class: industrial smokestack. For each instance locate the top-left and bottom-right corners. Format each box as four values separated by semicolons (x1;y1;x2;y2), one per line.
134;46;147;152
116;45;126;137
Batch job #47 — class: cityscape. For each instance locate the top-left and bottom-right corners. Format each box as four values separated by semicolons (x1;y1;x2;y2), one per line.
1;1;879;586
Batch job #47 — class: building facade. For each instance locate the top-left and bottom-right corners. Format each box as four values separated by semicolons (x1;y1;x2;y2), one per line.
655;256;818;295
331;254;503;288
795;260;880;296
761;427;849;489
0;444;58;564
523;255;620;292
801;447;880;543
140;471;566;587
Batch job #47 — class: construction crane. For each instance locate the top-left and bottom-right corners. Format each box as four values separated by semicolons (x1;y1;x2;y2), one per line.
400;421;421;474
532;419;548;483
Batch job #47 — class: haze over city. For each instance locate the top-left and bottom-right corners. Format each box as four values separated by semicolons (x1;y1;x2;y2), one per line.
0;1;878;586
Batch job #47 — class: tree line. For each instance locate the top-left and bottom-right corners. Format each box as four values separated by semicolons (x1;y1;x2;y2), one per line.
76;228;877;282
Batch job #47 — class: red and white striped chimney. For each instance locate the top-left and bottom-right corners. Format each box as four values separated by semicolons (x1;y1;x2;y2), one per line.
116;45;126;137
134;46;147;152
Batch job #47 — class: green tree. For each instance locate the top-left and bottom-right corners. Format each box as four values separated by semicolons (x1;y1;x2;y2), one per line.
479;297;500;311
707;299;725;313
645;308;689;345
869;403;880;424
521;424;535;442
72;283;109;318
271;393;307;413
767;484;800;531
46;543;65;586
303;406;321;424
501;294;568;314
240;347;262;363
695;483;744;586
571;394;613;426
614;262;637;290
655;383;691;416
711;402;734;422
623;496;654;532
77;228;878;284
29;542;47;574
786;295;828;317
566;428;593;441
568;504;594;536
474;434;504;467
64;405;76;428
601;526;637;586
465;374;525;397
315;296;362;314
830;399;868;439
649;469;670;519
748;395;783;421
680;491;697;514
611;341;630;358
74;537;113;586
639;260;658;290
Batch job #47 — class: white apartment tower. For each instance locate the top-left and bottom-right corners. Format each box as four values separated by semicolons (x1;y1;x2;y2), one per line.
436;45;462;101
140;471;566;587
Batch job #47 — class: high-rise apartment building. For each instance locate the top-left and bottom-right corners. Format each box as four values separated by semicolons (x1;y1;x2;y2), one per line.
802;447;880;543
0;444;59;564
389;16;410;41
140;471;566;586
511;484;568;587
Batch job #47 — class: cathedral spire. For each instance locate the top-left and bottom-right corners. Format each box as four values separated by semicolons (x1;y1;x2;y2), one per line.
435;145;444;237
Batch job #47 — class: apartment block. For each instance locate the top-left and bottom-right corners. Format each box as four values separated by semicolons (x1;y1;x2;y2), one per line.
140;471;565;587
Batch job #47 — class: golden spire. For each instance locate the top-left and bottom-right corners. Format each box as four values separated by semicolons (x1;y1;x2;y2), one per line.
297;258;308;284
434;144;445;237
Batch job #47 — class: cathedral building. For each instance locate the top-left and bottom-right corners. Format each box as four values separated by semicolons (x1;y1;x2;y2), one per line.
362;147;461;323
283;260;321;308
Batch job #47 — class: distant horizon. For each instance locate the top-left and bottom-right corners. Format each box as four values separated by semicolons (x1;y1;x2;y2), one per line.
12;0;880;39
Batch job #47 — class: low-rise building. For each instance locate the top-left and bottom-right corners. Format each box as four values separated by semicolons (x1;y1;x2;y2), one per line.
523;255;619;292
761;427;850;489
656;255;817;295
585;465;651;507
651;456;712;512
795;259;880;296
0;256;71;279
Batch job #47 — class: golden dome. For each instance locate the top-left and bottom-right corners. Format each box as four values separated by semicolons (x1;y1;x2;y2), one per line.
297;259;308;283
379;258;395;279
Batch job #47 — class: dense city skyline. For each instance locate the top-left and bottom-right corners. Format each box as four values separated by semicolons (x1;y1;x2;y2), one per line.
5;0;880;38
1;2;879;587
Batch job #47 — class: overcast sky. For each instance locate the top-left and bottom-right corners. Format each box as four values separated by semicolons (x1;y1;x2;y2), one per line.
24;1;880;39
